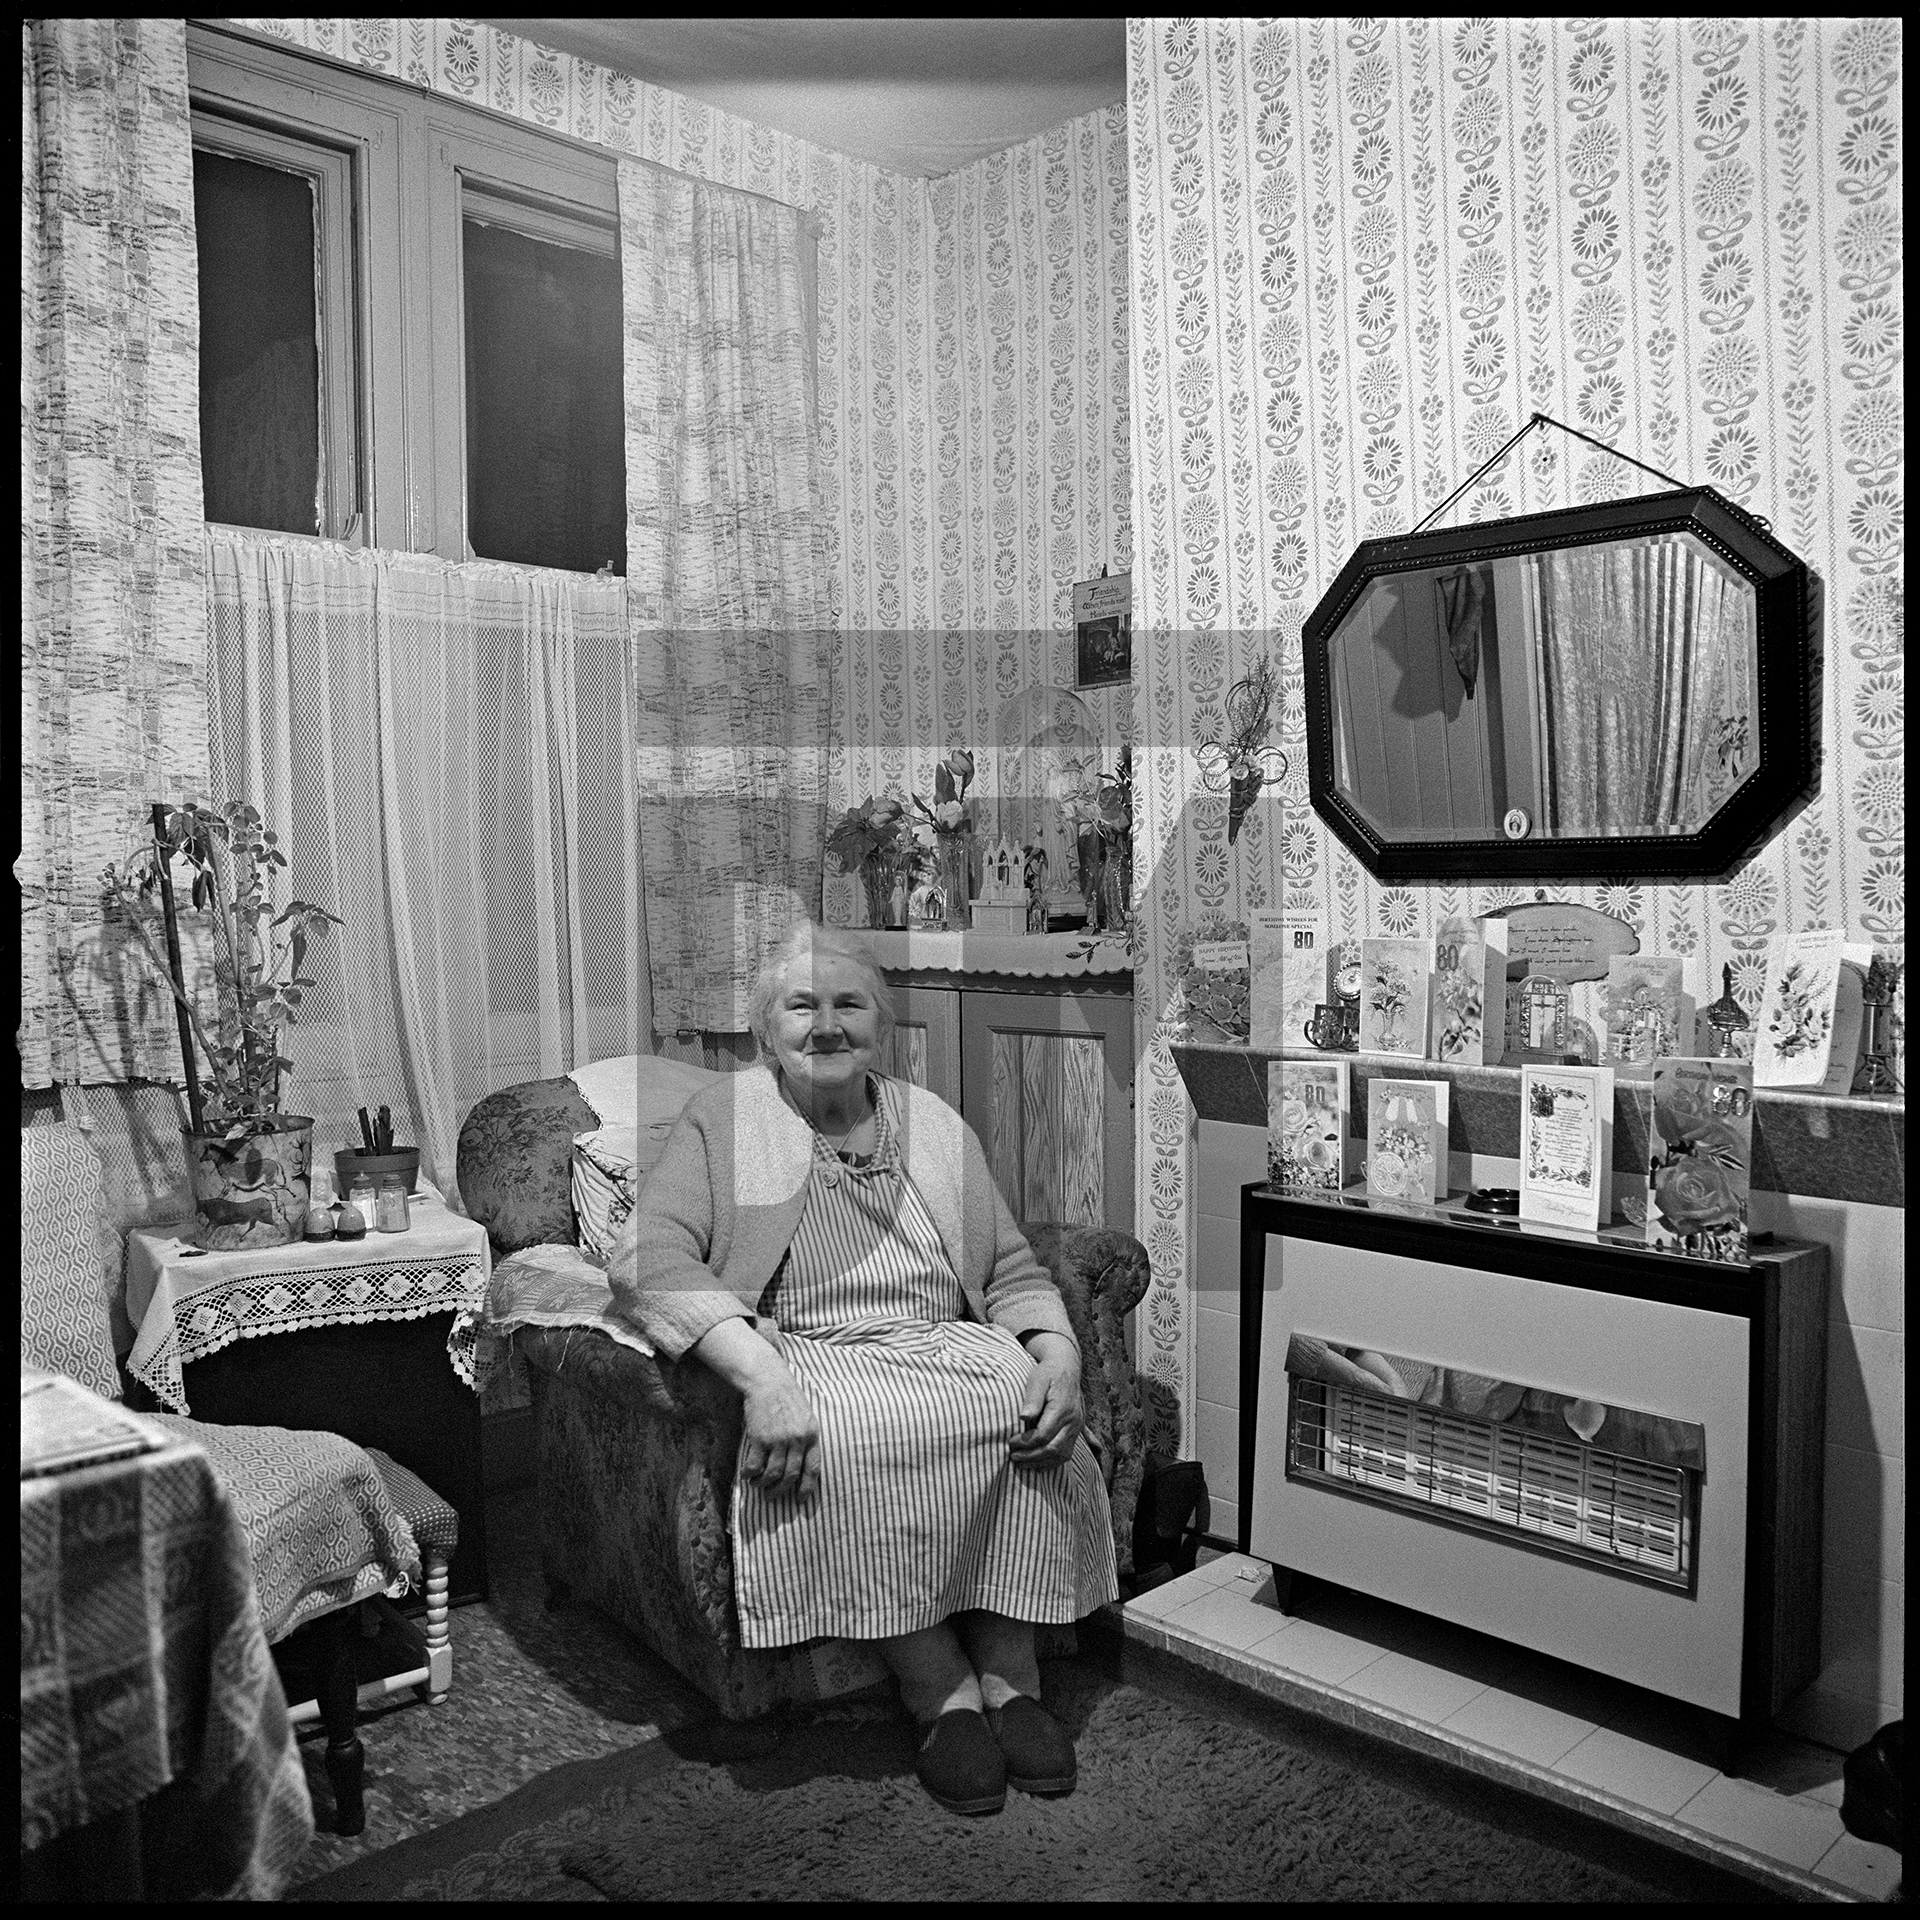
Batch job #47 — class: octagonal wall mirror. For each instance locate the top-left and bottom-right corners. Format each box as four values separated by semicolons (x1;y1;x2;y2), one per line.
1302;487;1814;882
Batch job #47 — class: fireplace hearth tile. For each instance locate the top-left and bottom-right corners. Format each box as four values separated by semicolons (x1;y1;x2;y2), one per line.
1439;1688;1597;1768
1343;1651;1488;1725
1552;1725;1720;1816
1161;1580;1291;1652
1811;1830;1905;1901
1673;1773;1847;1873
1249;1616;1384;1688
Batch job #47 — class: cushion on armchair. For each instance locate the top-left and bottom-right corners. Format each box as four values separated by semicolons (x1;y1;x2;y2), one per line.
457;1054;724;1258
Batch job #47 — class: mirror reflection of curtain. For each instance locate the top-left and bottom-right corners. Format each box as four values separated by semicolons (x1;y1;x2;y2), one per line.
1524;536;1751;833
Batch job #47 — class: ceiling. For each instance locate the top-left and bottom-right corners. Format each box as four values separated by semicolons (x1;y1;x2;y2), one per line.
476;18;1128;176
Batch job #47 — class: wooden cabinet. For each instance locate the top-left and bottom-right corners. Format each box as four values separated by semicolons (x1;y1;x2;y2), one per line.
882;975;1133;1231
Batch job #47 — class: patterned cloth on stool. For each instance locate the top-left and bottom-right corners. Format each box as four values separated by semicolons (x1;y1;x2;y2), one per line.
365;1448;458;1707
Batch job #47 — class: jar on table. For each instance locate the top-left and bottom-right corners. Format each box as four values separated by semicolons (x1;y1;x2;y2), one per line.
373;1175;410;1234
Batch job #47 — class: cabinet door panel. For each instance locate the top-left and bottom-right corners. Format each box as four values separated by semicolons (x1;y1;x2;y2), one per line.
962;991;1131;1230
885;984;961;1107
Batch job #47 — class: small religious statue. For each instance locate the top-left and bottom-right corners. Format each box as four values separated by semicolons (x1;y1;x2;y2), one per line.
1704;962;1751;1060
1022;844;1049;933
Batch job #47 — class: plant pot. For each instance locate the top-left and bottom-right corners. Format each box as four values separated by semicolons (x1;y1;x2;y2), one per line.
334;1147;422;1197
184;1115;315;1252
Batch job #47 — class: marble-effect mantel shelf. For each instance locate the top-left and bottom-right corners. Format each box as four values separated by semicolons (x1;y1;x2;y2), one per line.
1171;1041;1905;1212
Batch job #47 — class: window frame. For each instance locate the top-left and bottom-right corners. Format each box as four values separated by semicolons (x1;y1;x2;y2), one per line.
189;114;362;541
185;20;624;569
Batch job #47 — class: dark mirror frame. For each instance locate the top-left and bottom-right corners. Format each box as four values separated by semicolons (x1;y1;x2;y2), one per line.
1302;486;1814;883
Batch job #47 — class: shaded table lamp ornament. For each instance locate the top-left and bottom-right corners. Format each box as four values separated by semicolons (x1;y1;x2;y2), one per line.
1853;953;1903;1096
1704;963;1752;1060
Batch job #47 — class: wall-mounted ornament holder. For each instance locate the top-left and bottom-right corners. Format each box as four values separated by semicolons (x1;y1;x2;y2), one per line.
1196;658;1288;843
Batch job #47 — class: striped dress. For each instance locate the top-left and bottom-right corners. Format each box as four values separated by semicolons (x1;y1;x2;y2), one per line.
730;1080;1118;1649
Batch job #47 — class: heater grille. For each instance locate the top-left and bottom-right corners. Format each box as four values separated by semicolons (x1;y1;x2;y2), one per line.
1286;1375;1695;1589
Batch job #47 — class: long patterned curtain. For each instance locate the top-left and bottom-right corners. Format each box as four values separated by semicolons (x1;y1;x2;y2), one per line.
19;19;210;1086
205;529;647;1200
619;161;829;1035
1527;536;1754;835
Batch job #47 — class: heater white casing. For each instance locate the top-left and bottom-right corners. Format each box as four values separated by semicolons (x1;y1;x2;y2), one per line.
1249;1236;1753;1715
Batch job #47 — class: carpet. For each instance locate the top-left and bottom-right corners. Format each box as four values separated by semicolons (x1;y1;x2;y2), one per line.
295;1635;1779;1903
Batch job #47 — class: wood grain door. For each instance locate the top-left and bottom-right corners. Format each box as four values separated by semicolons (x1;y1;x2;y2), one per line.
883;983;962;1106
959;990;1133;1230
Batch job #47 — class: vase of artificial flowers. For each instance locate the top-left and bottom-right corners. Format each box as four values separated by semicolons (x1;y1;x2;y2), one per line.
103;800;342;1251
825;794;915;930
915;749;978;931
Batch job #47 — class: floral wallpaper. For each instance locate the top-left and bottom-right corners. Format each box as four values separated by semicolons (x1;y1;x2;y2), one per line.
1125;18;1903;1455
831;108;1134;832
219;21;1136;840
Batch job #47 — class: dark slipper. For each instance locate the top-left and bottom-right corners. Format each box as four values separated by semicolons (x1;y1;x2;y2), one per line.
987;1694;1077;1795
914;1708;1006;1815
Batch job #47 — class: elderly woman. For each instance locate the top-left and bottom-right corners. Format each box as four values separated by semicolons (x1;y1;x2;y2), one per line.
609;923;1117;1815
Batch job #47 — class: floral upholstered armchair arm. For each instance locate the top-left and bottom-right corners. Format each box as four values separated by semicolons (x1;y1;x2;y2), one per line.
1023;1223;1149;1580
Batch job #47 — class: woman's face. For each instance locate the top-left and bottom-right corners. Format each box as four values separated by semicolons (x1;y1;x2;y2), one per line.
766;951;883;1104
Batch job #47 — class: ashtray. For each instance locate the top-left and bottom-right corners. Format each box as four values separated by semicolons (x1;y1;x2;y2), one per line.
1463;1187;1521;1215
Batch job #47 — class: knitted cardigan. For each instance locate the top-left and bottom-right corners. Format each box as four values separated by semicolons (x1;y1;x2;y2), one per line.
607;1065;1079;1363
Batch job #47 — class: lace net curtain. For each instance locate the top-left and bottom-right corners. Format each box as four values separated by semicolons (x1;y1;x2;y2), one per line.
206;529;647;1202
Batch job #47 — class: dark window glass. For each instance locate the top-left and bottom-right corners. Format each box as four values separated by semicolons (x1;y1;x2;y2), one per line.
463;220;626;575
193;149;321;535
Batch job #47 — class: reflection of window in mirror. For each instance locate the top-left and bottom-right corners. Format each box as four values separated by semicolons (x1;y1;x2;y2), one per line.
1329;532;1757;842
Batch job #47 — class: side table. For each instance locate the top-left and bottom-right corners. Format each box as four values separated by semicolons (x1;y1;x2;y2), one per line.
124;1192;492;1604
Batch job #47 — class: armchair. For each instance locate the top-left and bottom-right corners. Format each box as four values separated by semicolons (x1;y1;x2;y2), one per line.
20;1121;457;1838
459;1057;1150;1724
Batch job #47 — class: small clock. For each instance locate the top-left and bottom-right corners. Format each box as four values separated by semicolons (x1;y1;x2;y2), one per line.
1332;952;1363;1003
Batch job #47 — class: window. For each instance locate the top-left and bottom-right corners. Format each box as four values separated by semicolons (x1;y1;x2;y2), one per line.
461;194;626;575
191;125;357;538
186;22;625;571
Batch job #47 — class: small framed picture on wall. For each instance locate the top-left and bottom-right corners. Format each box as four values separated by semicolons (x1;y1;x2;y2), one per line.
1073;572;1133;689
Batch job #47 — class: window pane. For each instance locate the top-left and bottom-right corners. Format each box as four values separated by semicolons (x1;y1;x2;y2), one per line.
193;149;322;535
463;219;626;576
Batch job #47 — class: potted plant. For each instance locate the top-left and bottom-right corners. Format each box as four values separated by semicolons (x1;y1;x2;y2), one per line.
102;801;341;1250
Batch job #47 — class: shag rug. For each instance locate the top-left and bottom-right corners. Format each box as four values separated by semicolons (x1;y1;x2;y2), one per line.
295;1636;1774;1903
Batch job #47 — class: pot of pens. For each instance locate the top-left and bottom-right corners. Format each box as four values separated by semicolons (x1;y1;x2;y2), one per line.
334;1105;421;1198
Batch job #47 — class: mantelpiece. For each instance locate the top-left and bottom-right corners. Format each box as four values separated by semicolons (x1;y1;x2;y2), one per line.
1172;1043;1904;1210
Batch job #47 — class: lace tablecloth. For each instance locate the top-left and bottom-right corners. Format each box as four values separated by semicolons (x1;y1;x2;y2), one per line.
20;1371;313;1892
858;929;1133;977
124;1192;491;1415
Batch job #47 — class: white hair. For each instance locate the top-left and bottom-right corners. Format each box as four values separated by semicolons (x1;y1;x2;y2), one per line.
746;921;896;1056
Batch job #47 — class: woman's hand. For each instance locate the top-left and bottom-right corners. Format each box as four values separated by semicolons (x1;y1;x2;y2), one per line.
1011;1331;1084;1469
692;1316;822;1500
740;1369;822;1501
